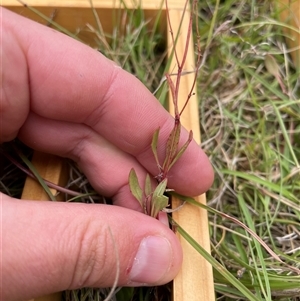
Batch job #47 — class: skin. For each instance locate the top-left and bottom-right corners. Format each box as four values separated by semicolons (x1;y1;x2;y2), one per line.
0;7;214;301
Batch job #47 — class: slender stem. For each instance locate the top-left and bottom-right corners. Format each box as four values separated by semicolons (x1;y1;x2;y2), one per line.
179;0;201;116
1;149;82;197
166;0;180;67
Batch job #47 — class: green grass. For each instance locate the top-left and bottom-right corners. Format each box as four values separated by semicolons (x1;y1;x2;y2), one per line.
2;0;300;300
197;0;300;299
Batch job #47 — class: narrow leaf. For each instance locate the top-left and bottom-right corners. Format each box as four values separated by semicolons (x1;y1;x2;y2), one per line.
150;178;168;217
168;130;193;171
151;195;169;218
128;168;144;208
163;122;181;171
144;173;152;197
153;178;168;198
151;128;161;169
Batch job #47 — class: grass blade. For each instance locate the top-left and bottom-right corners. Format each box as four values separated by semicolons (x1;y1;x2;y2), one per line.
17;151;56;201
170;217;262;301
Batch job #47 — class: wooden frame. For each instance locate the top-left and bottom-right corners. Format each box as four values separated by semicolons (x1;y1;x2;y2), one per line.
276;0;300;70
3;1;215;301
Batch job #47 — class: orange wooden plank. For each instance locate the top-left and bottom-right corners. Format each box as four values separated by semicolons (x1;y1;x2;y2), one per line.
276;0;300;69
166;2;215;301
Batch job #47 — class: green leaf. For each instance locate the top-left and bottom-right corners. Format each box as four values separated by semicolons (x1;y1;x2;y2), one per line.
144;173;152;197
150;178;168;217
163;122;181;171
151;195;169;218
153;178;168;198
168;130;193;171
151;128;161;169
128;168;144;208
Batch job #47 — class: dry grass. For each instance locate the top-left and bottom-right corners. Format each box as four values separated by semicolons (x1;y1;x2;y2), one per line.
197;0;300;299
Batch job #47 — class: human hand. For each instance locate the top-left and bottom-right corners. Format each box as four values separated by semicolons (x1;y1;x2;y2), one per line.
1;7;214;301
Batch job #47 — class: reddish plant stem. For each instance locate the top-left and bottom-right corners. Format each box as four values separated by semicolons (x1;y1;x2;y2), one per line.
166;0;197;118
153;0;201;184
1;149;81;197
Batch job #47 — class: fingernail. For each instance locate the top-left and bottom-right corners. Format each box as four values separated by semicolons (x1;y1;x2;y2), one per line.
129;236;172;284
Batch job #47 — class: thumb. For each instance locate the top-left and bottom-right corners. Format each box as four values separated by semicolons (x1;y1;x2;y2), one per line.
2;196;182;301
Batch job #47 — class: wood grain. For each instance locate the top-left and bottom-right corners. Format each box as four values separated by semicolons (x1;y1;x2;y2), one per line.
167;2;215;301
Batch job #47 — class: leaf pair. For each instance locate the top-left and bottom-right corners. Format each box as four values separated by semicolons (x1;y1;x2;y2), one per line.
128;168;169;218
151;125;193;182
